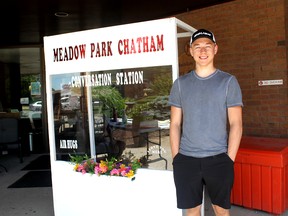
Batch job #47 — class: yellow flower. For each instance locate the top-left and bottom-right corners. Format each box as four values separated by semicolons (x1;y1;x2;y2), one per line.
73;164;79;171
125;170;134;178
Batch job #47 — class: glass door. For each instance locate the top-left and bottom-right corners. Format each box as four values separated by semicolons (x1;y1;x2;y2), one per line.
51;73;90;160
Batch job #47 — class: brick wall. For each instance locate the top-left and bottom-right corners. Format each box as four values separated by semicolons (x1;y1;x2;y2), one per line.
176;0;288;137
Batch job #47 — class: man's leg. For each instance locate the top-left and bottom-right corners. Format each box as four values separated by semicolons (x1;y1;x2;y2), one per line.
212;204;230;216
203;153;234;216
186;205;202;216
173;154;203;213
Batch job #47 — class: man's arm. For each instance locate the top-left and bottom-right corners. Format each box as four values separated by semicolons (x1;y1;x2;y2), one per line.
227;106;243;161
170;106;182;158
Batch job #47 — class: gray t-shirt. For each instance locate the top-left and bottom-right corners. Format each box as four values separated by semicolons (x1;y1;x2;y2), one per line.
168;69;243;158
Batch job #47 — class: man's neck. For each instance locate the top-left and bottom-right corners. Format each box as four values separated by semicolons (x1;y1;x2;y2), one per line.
195;65;216;78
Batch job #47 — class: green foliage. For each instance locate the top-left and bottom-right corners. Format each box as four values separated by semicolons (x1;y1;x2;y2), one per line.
126;102;153;121
92;86;125;117
21;74;40;100
121;151;143;171
84;158;97;174
69;153;89;164
124;73;172;121
150;74;172;96
150;96;170;120
126;95;170;121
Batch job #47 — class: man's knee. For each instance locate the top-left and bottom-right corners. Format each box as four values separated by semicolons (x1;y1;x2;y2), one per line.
185;205;202;216
212;204;230;216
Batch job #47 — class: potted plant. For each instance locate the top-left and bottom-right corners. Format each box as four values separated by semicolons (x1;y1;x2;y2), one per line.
69;151;144;179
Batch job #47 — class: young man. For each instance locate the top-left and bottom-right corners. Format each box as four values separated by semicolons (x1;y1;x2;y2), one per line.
168;29;243;216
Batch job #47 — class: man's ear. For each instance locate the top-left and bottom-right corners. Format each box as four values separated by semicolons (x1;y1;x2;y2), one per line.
214;44;218;55
189;47;193;57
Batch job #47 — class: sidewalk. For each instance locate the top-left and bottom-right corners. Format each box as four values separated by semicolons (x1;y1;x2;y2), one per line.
0;154;54;216
0;148;287;216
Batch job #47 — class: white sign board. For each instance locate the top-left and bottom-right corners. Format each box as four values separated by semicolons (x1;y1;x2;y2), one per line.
44;17;195;159
44;18;182;75
258;79;283;86
44;17;196;216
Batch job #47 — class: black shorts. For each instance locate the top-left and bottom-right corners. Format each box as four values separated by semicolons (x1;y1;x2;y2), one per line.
172;153;234;209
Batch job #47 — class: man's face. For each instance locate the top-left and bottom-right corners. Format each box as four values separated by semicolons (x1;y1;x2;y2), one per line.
189;38;218;66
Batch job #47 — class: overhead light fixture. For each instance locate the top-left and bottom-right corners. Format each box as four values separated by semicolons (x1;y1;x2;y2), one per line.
54;12;69;17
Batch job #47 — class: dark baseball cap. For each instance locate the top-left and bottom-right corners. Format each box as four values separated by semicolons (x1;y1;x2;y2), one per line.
190;29;216;44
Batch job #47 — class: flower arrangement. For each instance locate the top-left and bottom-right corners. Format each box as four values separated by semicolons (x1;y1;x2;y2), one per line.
69;151;143;179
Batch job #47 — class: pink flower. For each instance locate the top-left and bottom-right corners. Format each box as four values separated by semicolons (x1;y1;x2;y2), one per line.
110;168;120;176
77;164;84;172
120;170;127;176
94;166;101;175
